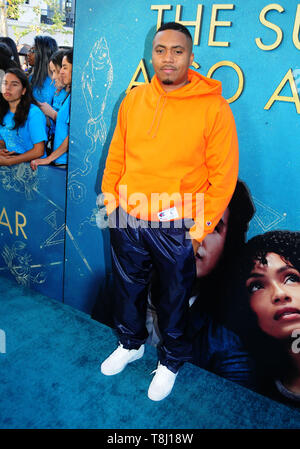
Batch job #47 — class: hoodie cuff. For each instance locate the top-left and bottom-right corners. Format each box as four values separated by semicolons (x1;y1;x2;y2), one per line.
103;192;119;215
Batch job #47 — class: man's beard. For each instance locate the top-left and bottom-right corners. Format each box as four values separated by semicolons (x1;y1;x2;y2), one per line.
162;79;174;85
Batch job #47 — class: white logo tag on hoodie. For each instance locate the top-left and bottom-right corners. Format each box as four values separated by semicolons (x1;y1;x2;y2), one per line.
157;207;179;222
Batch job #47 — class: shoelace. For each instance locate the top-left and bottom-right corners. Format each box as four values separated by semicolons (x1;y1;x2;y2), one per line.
114;343;128;355
150;362;162;376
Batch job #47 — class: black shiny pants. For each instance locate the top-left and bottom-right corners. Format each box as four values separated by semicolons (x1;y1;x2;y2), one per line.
109;208;196;373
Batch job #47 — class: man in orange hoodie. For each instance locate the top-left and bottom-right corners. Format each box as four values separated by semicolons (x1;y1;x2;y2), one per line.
100;22;239;401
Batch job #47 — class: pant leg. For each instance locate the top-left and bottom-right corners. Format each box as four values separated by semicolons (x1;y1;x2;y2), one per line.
109;212;152;350
143;223;196;373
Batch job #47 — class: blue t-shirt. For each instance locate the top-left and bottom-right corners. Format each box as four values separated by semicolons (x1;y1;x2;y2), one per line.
32;76;56;104
0;104;47;155
52;88;68;112
53;94;70;165
49;88;69;138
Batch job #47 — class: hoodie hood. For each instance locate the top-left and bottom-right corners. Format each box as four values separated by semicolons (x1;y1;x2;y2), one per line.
147;69;222;138
151;68;222;98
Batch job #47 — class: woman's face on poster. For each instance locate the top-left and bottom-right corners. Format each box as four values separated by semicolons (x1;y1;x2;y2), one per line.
246;252;300;339
195;208;229;278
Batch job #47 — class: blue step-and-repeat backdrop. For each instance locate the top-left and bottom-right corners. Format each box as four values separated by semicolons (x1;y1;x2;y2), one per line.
0;0;299;313
0;165;66;299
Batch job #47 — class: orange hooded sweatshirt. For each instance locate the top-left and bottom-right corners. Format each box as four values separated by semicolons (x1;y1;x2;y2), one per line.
102;69;239;242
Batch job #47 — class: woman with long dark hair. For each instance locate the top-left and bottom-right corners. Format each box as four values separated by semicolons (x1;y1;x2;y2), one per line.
31;49;73;169
39;49;68;121
0;37;21;68
0;67;47;166
38;49;68;154
0;42;18;72
239;230;300;408
29;35;58;104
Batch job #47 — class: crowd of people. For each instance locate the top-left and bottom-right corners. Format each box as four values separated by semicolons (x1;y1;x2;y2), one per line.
0;35;73;168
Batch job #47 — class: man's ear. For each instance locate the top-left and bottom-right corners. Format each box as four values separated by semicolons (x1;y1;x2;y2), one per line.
189;52;194;66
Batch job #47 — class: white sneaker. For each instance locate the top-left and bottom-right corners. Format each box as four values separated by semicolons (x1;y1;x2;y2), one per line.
148;362;178;401
100;343;144;376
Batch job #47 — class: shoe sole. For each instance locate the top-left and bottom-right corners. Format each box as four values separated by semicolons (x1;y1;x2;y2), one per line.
148;382;176;401
148;390;172;401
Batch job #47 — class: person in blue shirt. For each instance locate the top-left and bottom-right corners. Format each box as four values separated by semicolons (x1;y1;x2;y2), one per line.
49;50;68;113
0;67;47;166
38;50;68;153
0;42;19;72
31;49;73;169
29;36;58;105
0;37;21;69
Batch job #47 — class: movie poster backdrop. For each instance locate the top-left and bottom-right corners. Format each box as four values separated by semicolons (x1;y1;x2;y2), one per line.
65;0;300;313
64;0;300;408
0;0;299;408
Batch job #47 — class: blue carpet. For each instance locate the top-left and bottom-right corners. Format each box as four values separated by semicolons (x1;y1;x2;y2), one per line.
1;275;300;429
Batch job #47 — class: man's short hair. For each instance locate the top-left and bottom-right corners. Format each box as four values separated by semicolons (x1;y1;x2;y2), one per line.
155;22;193;48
